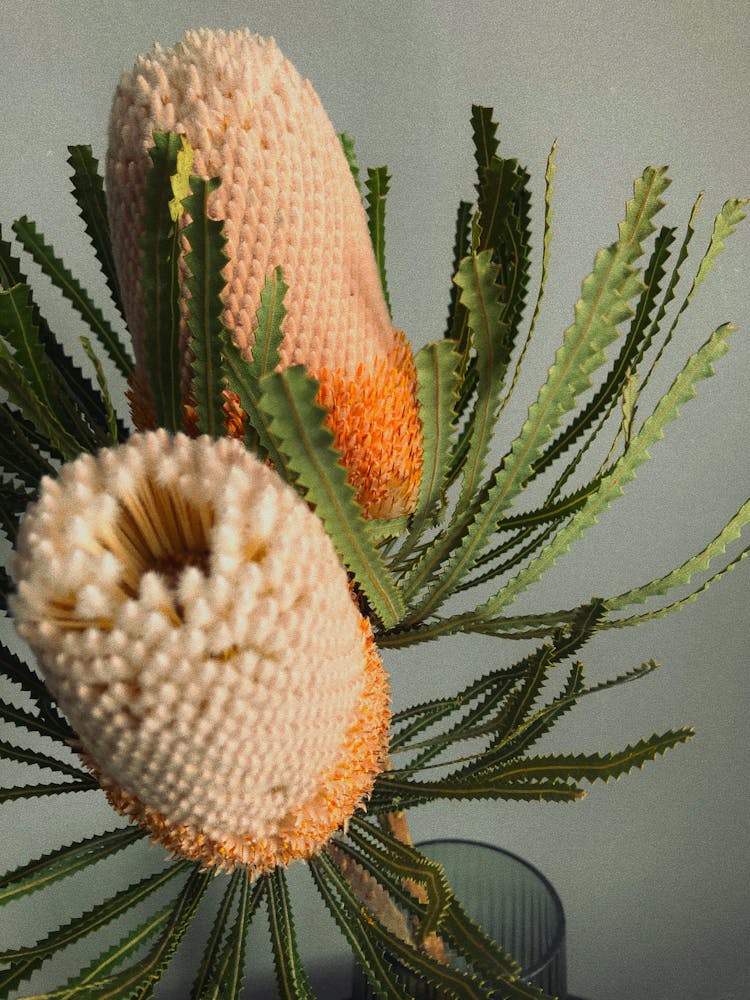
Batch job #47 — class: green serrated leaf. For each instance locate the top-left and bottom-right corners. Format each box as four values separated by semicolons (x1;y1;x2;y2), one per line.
0;402;57;486
483;729;694;787
0;777;99;802
0;641;73;737
219;268;289;464
453;250;511;510
67;144;126;323
200;875;262;1000
258;366;404;628
11;215;133;379
245;265;287;382
309;853;407;1000
470;321;736;622
80;335;119;444
63;867;210;1000
445;200;473;341
338;132;361;191
398;340;461;556
182;174;227;437
0;699;76;746
402;166;671;622
0;827;144;908
141;131;186;432
365;166;391;314
608;496;750;611
0;740;89;780
266;869;316;1000
347;818;453;943
0;283;83;458
0;861;190;997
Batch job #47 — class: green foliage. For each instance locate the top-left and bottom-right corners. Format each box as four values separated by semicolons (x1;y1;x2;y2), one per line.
67;144;126;324
365;166;391;314
338;131;361;191
140;131;187;432
11;215;132;380
0;96;747;1000
181;175;228;437
258;366;405;628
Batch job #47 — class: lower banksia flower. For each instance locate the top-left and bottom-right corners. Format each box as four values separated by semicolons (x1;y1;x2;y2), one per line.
11;431;390;874
107;28;422;518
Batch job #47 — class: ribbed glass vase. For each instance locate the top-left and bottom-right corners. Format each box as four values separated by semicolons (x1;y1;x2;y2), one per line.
350;838;567;999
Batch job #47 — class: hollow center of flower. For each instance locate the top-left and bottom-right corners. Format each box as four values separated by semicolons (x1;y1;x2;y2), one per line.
106;478;213;608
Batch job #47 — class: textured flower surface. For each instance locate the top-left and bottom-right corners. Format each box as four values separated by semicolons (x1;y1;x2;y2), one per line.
107;27;422;518
11;431;390;874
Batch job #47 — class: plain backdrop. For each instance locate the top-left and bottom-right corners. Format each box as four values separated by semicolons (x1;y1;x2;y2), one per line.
1;3;748;999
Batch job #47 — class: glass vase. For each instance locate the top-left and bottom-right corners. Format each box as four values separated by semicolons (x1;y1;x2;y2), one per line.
350;838;568;999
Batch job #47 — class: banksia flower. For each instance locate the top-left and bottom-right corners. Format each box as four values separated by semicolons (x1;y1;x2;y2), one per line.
107;28;422;518
11;431;390;875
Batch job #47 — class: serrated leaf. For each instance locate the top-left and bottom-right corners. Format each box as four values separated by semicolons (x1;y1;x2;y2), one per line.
402;166;671;621
266;869;315;1000
245;265;287;381
182;174;228;437
80;335;119;444
309;853;407;1000
141;131;186;432
67;144;126;323
398;339;461;555
258;366;404;628
0;402;55;485
0;862;190;997
0;699;76;746
0;740;89;780
470;321;736;621
338;132;361;191
608;498;750;611
453;250;512;510
642;196;747;394
347;818;453;943
371;773;583;813
533;223;676;479
445;200;473;341
0;777;99;802
189;872;243;999
365;166;391;314
11;216;133;379
482;729;694;787
0;641;72;736
52;867;211;1000
0;283;83;458
0;481;29;544
199;875;261;1000
0;827;144;908
470;105;499;174
219;268;289;465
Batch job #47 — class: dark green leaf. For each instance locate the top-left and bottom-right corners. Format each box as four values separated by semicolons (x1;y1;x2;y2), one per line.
141;131;187;431
11;216;132;379
266;869;316;1000
0;827;144;908
182;174;228;437
67;144;126;324
365;166;391;314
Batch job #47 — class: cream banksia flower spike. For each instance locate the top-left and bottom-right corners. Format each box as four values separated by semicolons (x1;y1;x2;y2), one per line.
107;27;422;519
0;25;748;1000
11;430;390;875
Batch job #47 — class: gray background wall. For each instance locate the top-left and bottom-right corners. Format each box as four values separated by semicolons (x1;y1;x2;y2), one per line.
1;2;748;998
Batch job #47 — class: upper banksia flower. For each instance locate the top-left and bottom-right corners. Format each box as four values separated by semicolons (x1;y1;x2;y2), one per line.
107;28;422;519
11;431;390;874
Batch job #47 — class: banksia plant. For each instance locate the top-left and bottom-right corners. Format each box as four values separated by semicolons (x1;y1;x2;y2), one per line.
107;28;422;519
0;26;748;1000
